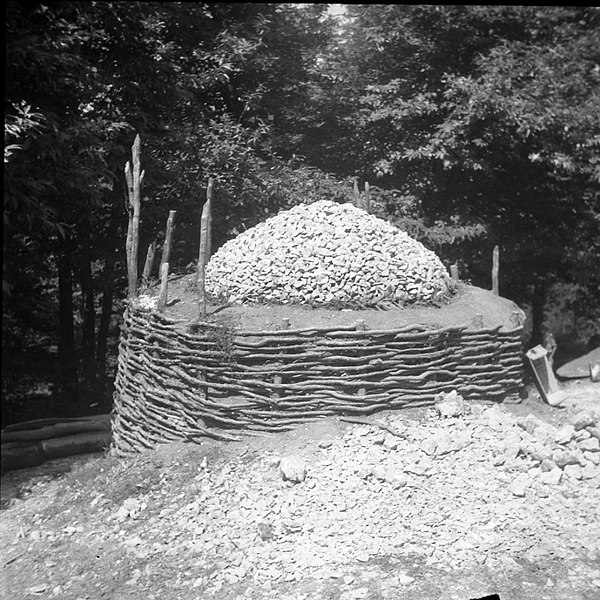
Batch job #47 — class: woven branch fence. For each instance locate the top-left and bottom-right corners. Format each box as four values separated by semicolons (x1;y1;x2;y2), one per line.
112;306;525;455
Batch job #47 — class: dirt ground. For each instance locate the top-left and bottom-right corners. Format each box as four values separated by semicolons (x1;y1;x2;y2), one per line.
143;277;523;333
1;379;599;600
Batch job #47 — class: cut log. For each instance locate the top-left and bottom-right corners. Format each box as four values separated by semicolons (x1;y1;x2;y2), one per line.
2;414;111;433
1;418;111;443
1;431;111;473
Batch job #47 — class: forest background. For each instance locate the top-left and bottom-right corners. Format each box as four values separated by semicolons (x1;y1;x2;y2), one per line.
4;3;599;425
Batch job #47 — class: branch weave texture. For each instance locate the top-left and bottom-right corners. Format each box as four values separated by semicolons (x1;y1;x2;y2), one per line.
112;307;525;455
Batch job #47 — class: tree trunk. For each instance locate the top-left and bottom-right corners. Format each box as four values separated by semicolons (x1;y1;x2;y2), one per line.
96;204;120;382
531;277;548;347
79;245;96;385
57;241;81;415
96;249;115;380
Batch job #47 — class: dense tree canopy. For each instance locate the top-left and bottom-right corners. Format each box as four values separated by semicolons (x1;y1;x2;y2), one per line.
3;3;599;422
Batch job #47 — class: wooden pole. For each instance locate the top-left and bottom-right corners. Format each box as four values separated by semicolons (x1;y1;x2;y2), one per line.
157;262;169;313
353;178;360;208
142;240;157;281
159;210;176;276
364;181;370;213
450;263;459;283
492;245;499;296
125;134;143;298
197;178;214;317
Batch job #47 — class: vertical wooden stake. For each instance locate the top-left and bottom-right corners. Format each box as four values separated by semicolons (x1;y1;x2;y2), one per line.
510;310;522;328
157;262;169;313
353;178;360;208
364;181;370;213
125;134;143;298
450;263;459;283
142;240;157;281
492;245;499;296
160;210;176;275
197;178;214;318
281;317;290;330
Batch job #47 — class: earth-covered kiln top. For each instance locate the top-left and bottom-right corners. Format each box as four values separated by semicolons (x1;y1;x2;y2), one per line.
206;200;453;308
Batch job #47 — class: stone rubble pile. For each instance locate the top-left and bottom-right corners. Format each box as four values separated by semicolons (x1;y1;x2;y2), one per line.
111;401;600;598
206;200;453;307
505;408;600;487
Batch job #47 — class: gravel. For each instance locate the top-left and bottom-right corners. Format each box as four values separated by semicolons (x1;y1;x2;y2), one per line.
119;401;600;597
206;201;453;307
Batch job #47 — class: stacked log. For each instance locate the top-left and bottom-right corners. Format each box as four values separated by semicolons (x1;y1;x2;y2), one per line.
1;415;112;473
112;306;525;456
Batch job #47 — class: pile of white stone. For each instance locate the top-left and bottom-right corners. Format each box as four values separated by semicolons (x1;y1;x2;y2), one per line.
206;200;453;307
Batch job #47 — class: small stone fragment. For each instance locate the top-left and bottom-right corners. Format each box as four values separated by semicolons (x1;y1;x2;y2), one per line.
372;465;387;481
552;449;580;469
384;436;399;451
563;464;583;480
434;390;467;418
581;463;599;480
517;414;541;434
540;469;562;485
279;456;307;483
578;437;600;453
258;522;274;541
372;433;386;446
522;443;551;462
387;472;408;489
493;454;506;467
540;459;557;473
508;474;529;497
421;438;437;455
573;429;591;442
554;424;576;445
357;466;371;480
587;426;600;441
585;451;600;465
571;411;595;431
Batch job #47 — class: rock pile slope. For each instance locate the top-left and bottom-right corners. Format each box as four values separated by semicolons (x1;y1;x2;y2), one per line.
206;201;453;307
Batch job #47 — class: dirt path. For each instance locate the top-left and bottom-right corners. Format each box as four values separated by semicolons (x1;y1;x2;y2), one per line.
1;383;599;600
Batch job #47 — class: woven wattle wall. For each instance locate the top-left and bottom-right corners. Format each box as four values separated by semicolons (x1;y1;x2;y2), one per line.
111;306;525;456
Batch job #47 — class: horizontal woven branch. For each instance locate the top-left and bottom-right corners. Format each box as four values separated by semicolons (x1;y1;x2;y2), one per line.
112;307;526;455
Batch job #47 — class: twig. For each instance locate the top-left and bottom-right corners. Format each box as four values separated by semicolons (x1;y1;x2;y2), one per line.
339;416;406;438
3;551;25;568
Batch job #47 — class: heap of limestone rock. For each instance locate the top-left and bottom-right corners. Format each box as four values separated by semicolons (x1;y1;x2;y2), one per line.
206;200;453;307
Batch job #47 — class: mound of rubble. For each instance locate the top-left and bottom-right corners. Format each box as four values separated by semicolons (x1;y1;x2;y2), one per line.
124;396;600;597
206;201;453;307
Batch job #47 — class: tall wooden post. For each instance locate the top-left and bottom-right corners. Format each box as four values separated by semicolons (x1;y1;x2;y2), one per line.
142;240;157;281
160;210;176;276
492;245;499;296
450;263;459;283
125;134;144;298
197;178;214;318
353;178;360;208
157;262;169;313
364;181;370;213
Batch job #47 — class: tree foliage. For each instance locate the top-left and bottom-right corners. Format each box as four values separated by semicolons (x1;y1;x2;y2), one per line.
295;6;599;324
